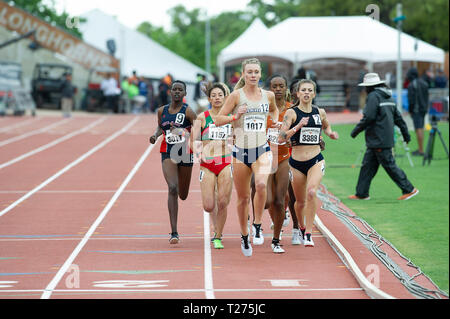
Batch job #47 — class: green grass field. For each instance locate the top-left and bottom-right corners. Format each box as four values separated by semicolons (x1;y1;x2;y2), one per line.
321;120;449;295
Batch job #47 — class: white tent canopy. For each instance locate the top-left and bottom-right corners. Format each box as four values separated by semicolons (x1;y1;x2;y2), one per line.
218;16;445;81
218;18;291;64
80;9;207;83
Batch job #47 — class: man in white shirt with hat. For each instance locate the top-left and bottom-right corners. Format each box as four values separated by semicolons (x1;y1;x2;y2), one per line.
349;73;419;201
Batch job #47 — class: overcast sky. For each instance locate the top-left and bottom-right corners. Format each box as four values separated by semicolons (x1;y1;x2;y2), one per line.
55;0;252;30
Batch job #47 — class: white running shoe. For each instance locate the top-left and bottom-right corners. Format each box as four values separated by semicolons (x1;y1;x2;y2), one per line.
291;228;303;245
304;233;314;247
241;234;253;257
271;239;285;254
252;224;264;245
283;210;290;227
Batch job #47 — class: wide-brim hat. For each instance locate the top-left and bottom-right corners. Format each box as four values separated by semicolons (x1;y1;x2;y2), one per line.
358;73;386;86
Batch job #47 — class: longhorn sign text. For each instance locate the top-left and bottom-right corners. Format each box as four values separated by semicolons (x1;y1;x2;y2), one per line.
66;15;80;29
366;4;380;21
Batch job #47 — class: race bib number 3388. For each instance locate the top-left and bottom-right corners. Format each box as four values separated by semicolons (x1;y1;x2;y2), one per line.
299;127;320;144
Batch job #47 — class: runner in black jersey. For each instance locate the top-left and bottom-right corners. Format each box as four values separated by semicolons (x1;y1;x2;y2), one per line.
278;79;338;247
149;80;197;244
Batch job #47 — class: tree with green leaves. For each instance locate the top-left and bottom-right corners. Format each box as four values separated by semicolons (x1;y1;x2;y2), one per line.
137;6;252;72
138;1;448;73
8;0;85;38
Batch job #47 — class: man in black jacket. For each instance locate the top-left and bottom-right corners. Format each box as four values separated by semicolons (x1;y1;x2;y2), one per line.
406;67;429;156
349;73;418;201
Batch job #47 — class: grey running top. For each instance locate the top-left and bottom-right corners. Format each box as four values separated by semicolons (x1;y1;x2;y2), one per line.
233;88;270;149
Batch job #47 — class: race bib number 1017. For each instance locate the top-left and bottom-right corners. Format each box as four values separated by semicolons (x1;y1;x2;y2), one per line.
244;115;266;133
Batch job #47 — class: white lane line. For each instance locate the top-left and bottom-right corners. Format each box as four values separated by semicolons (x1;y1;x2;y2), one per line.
1;288;364;293
0;118;39;133
0;117;139;218
203;211;215;299
40;138;157;299
0;190;202;194
0;117;107;170
0;118;71;147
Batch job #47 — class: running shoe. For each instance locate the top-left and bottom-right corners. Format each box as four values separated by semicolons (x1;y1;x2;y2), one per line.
291;228;303;245
169;232;179;244
271;238;285;254
212;238;224;249
397;188;419;200
348;195;370;200
252;223;264;245
304;233;314;247
241;234;252;257
283;210;290;227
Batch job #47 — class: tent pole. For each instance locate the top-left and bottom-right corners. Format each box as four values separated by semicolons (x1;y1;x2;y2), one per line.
205;13;211;76
218;56;224;83
395;3;405;113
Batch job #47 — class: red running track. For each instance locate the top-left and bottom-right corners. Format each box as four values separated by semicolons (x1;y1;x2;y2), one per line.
0;112;430;301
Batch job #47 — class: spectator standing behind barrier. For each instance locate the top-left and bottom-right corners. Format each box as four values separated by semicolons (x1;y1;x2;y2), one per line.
129;70;139;86
60;72;76;118
120;76;130;113
138;76;150;113
292;67;306;83
194;74;210;113
101;73;120;113
158;77;170;106
128;80;143;113
349;73;419;201
421;69;435;89
406;67;430;156
434;69;448;88
357;65;369;113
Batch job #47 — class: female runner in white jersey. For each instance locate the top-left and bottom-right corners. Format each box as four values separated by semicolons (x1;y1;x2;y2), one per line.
214;58;278;257
278;79;338;247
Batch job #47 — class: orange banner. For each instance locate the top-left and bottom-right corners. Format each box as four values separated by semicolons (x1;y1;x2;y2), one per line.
0;1;120;70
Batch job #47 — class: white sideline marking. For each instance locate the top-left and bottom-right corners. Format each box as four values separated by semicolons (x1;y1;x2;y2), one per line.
0;117;139;218
203;211;215;299
0;288;364;294
0;118;71;147
261;279;308;287
314;215;395;299
0;117;107;170
40;137;157;299
0;189;202;194
0;118;38;133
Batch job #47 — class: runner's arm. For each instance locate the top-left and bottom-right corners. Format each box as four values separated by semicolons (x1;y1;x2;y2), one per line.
278;109;297;143
319;108;339;140
149;108;164;144
214;91;242;126
267;91;279;123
